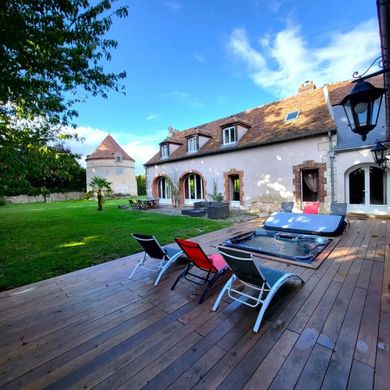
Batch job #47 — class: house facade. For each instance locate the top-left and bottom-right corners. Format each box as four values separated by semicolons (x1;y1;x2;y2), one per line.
144;77;388;216
86;135;138;196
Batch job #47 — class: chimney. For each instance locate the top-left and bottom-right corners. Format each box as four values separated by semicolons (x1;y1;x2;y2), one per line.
298;80;316;93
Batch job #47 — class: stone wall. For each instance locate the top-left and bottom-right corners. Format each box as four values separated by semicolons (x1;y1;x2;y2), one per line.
5;192;85;204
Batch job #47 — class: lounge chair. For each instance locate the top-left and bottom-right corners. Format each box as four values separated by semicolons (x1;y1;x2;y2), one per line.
330;202;350;228
171;238;229;303
212;246;304;332
303;201;320;214
129;233;185;286
280;201;294;212
330;202;347;216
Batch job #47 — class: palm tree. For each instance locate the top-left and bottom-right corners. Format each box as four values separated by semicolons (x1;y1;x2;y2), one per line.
89;176;112;211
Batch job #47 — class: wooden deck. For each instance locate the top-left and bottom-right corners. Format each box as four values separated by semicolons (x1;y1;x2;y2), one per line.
0;218;389;389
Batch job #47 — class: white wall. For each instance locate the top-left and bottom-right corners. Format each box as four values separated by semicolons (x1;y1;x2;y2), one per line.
146;135;330;208
87;159;138;195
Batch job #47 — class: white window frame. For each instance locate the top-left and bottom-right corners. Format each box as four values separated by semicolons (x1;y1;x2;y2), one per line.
187;137;198;153
159;177;171;200
161;144;169;158
184;173;204;204
285;110;300;122
223;126;237;145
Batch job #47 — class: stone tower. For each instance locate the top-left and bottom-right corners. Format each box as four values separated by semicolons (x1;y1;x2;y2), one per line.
86;135;138;195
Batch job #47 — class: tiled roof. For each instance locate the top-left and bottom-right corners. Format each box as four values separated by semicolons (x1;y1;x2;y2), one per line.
327;74;384;106
86;135;135;161
145;86;336;166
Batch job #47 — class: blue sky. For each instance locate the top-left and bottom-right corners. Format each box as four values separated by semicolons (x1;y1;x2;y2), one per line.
68;0;381;173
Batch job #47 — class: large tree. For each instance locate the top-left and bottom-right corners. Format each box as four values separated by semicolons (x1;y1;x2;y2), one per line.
0;0;128;196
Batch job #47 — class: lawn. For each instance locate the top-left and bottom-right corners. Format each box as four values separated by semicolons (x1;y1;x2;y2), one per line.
0;200;231;291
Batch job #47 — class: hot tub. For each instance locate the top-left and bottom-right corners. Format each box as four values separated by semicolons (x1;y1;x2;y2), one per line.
222;228;331;264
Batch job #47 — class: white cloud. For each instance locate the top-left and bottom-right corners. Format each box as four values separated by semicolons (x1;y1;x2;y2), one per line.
145;114;160;121
228;19;380;97
164;90;189;99
65;126;166;174
164;1;182;11
194;53;206;63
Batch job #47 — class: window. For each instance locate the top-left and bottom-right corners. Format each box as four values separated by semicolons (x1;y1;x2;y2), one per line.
349;166;387;205
285;111;300;121
187;137;198;153
158;176;171;199
184;173;204;201
301;169;319;201
161;144;169;158
223;126;237;145
114;153;122;163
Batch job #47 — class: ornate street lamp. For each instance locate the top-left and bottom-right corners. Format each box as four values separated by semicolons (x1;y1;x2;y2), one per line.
371;140;388;167
339;78;386;141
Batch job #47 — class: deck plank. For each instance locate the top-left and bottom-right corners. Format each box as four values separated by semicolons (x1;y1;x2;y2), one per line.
0;218;388;389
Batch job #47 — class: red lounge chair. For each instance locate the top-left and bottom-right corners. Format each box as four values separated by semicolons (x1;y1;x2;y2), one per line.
171;238;229;303
303;201;320;214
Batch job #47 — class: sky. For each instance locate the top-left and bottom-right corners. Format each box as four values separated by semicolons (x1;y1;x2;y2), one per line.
67;0;381;173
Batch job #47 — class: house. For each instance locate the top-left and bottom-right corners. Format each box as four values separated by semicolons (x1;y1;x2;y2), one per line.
86;135;138;196
144;76;388;216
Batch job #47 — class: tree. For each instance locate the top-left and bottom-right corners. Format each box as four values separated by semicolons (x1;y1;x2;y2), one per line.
136;174;146;195
0;0;128;196
89;176;112;211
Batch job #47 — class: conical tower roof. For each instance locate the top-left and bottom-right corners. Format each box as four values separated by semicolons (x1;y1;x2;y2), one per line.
86;135;135;161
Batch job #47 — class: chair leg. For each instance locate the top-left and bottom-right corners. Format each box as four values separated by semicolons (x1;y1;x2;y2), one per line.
252;274;303;332
154;252;184;286
212;275;234;311
128;253;147;279
171;263;193;291
199;271;221;304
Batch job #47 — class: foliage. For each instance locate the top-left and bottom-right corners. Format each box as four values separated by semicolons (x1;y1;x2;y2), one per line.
0;197;6;206
0;0;127;196
0;0;128;126
0;132;86;195
209;180;224;202
136;174;146;195
89;176;112;210
0;200;231;290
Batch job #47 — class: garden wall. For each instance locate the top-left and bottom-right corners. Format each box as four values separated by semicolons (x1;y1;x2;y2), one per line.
5;192;85;204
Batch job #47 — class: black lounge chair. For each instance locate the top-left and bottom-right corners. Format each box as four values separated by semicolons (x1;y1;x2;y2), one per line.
171;238;229;303
213;246;304;332
130;233;185;286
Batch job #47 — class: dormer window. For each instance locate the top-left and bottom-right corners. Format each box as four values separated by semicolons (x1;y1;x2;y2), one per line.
285;110;300;122
187;136;199;153
114;153;122;163
161;144;169;158
223;126;237;145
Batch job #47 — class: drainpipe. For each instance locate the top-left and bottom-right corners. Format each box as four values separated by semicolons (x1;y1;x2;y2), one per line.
377;0;390;138
328;130;335;204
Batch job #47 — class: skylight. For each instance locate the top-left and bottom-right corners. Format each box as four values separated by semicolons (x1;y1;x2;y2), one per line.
285;110;300;121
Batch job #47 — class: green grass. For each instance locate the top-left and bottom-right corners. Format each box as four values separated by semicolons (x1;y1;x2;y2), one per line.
0;200;231;291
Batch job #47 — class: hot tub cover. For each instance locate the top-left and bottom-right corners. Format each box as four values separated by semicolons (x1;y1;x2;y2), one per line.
264;212;346;236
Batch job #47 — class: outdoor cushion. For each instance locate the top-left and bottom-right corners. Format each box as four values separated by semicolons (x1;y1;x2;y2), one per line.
303;201;320;214
264;212;345;236
208;253;227;271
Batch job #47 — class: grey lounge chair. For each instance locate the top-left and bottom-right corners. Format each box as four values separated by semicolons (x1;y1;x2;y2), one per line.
330;202;347;216
280;201;294;212
130;233;185;286
212;246;304;332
